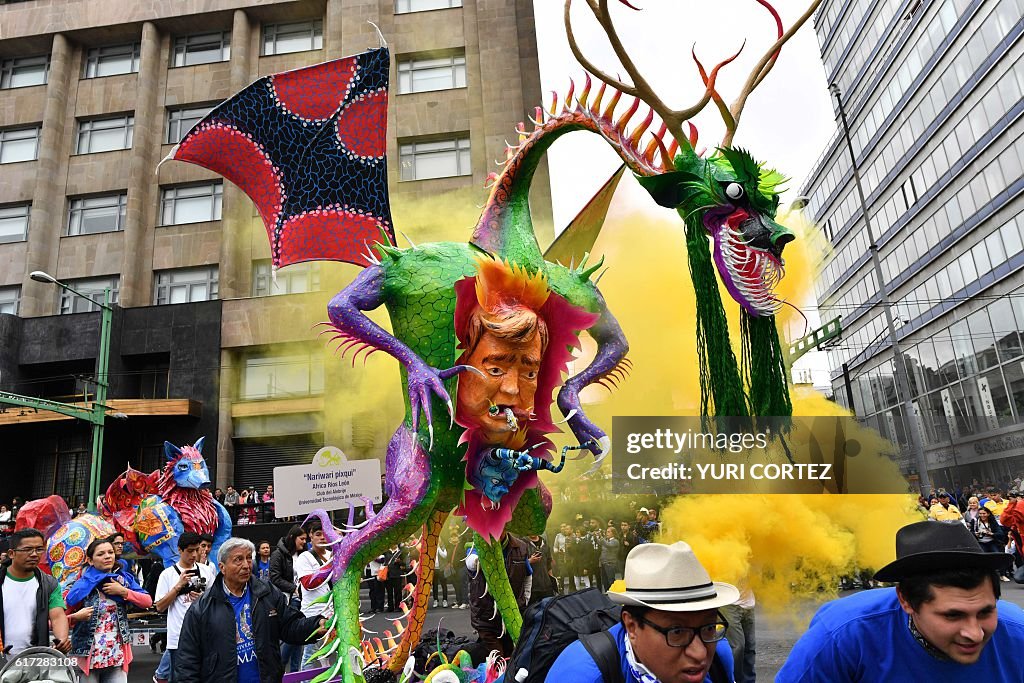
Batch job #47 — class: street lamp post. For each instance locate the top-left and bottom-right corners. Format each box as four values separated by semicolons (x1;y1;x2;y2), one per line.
29;271;113;511
828;84;930;492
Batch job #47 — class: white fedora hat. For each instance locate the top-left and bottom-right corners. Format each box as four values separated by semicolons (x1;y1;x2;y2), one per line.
607;542;740;611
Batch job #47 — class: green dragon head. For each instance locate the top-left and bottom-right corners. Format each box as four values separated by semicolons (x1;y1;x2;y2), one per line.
637;143;794;316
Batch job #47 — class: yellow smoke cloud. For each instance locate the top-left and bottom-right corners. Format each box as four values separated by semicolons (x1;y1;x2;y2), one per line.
539;201;920;613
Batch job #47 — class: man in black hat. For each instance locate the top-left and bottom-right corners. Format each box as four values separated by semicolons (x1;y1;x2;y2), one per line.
777;521;1024;681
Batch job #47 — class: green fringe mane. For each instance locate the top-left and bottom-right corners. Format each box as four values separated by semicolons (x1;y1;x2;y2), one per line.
684;213;748;418
740;311;793;419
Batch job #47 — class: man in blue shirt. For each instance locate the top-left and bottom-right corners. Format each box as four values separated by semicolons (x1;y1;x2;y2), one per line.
547;542;736;683
777;520;1024;682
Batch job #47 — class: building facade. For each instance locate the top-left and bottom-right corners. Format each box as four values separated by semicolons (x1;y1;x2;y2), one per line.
0;0;550;504
802;0;1024;486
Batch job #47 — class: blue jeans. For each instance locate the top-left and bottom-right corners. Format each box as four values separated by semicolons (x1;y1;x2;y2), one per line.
155;649;172;680
301;641;328;671
281;597;303;672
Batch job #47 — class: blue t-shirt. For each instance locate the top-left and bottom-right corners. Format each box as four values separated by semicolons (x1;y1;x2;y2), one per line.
546;622;734;683
226;585;260;683
776;587;1024;682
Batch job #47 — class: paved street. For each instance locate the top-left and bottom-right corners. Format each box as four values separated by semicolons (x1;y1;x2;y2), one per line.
126;582;1024;681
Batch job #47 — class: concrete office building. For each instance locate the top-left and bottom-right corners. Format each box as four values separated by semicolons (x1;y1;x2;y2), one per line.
0;0;550;503
801;0;1024;486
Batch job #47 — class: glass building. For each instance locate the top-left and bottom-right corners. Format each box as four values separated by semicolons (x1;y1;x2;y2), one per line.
800;0;1024;486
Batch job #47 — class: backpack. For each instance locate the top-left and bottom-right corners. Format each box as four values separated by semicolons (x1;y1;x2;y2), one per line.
506;588;622;683
506;587;732;683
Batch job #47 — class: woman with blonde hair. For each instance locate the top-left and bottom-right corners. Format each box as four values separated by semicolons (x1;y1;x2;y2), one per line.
964;496;982;526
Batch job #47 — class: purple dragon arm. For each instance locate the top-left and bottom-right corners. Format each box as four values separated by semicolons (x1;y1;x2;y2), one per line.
557;293;629;465
326;266;477;446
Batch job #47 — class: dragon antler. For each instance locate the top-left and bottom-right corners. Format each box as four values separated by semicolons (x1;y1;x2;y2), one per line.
564;0;724;147
566;0;825;149
721;0;825;145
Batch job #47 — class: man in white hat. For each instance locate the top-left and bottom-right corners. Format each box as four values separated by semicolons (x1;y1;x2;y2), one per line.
777;520;1024;681
546;542;737;683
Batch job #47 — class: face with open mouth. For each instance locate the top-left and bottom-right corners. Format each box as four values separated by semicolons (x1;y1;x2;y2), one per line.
623;607;720;683
898;580;998;665
458;328;542;445
704;199;793;317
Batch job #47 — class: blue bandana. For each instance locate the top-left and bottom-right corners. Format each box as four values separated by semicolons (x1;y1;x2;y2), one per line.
65;564;142;607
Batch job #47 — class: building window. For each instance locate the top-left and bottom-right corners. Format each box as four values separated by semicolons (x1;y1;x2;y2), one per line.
67;194;128;236
0;204;30;243
240;352;324;400
395;0;462;13
399;136;471;181
167;105;213;144
154;266;219;305
0;56;48;89
262;20;323;56
397;52;466;94
83;44;141;78
0;126;40;163
76;115;134;154
173;32;231;67
0;286;19;315
252;260;320;296
59;276;119;314
160;182;223;225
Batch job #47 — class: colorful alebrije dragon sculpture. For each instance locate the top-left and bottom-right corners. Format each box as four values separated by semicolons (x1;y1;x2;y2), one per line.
166;1;820;679
26;438;231;592
100;438;232;565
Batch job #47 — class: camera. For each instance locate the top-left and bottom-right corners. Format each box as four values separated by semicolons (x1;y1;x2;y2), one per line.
183;569;207;594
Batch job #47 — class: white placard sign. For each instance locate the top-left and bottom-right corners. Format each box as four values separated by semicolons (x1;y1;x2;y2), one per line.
273;446;383;517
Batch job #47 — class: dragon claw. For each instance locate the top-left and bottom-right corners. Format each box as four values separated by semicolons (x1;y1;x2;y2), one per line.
583;449;611;475
438;364;485;380
553;408;577;425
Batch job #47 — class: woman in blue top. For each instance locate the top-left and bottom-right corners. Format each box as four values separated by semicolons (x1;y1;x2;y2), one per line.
255;540;272;581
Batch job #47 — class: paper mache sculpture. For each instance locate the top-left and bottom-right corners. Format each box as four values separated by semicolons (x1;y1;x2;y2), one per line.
158;0;817;679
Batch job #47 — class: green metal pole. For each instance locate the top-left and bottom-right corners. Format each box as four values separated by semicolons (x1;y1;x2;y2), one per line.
88;288;112;513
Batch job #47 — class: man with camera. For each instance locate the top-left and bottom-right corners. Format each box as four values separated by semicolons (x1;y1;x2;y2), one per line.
155;532;215;679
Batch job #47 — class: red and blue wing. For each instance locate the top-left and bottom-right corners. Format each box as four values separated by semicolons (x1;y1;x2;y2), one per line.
168;47;394;268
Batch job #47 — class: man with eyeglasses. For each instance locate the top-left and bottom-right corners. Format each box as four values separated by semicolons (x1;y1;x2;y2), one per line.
546;542;736;683
0;528;71;655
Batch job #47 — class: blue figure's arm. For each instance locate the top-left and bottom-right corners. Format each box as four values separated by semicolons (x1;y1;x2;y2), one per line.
137;498;183;567
148;540;181;568
210;500;233;573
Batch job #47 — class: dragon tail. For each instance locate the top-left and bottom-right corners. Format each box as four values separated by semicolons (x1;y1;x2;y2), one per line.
472;74;680;263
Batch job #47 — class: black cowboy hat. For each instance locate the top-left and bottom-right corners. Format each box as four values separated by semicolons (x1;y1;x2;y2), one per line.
873;521;1012;582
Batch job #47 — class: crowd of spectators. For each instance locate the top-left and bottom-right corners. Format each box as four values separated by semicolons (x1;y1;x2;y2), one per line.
212;485;277;525
919;479;1024;582
0;497;24;533
4;469;1024;680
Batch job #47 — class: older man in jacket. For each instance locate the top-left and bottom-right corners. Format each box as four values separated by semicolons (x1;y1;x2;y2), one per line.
176;537;325;683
